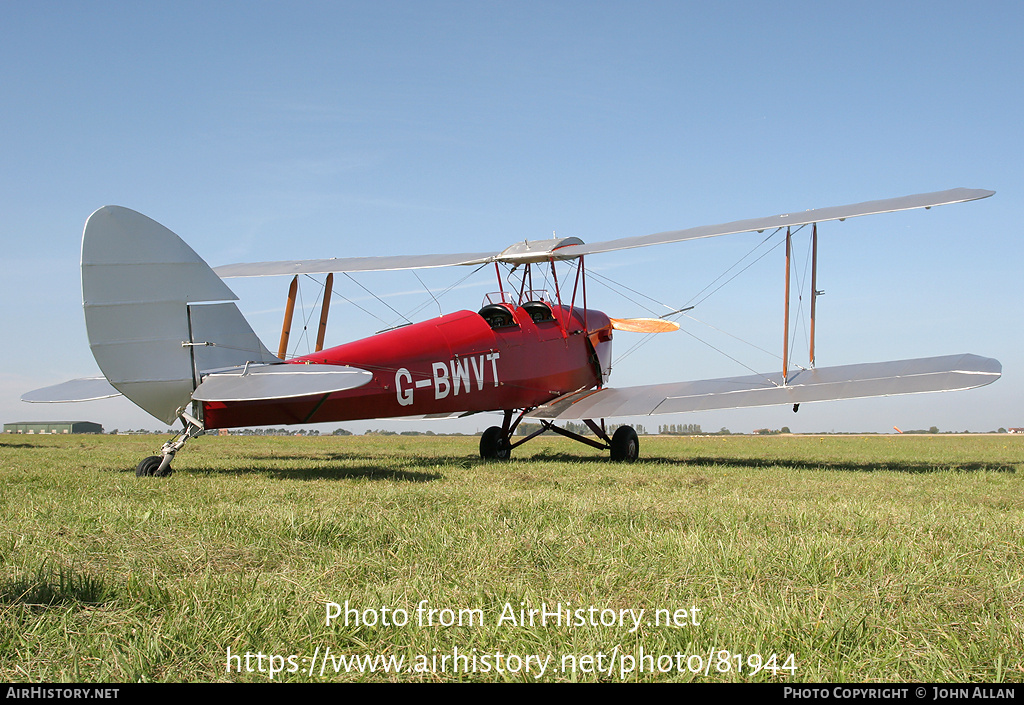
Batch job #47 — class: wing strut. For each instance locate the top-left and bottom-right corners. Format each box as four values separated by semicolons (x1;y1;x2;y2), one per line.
315;273;333;352
810;223;818;368
278;275;298;360
783;227;792;384
784;223;821;380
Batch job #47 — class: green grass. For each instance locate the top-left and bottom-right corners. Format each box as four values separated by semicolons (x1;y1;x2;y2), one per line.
1;433;1022;682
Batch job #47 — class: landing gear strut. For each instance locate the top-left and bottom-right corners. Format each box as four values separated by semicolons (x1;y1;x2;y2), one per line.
136;413;205;477
477;411;640;462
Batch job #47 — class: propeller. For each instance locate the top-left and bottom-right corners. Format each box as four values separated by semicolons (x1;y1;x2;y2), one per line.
609;318;680;333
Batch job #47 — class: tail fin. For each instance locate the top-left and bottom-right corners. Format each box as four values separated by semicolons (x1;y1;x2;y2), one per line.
82;206;277;425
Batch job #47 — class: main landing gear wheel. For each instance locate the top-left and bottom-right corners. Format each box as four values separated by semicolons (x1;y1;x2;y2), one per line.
135;455;173;477
480;426;512;460
610;425;639;462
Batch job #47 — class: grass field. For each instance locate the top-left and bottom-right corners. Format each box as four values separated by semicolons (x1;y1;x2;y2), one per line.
1;432;1022;682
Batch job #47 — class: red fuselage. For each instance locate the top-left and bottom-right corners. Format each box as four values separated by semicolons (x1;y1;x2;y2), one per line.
200;303;610;429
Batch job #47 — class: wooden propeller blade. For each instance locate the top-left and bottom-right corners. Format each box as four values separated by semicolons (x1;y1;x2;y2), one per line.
609;317;680;333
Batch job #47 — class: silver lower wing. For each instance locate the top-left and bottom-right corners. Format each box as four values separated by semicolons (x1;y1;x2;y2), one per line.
527;354;1000;420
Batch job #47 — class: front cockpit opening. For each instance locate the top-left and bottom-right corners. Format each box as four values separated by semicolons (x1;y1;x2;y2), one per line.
478;303;516;329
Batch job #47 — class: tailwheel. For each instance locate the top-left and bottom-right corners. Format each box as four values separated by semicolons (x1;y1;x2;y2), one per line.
610;425;639;462
136;412;204;478
135;455;172;477
480;426;512;460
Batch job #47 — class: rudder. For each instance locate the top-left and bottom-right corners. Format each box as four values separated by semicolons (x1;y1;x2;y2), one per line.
82;206;277;424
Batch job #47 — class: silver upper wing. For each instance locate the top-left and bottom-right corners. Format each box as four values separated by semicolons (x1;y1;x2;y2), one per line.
527;354;1001;420
213;251;498;278
212;188;993;277
552;188;994;258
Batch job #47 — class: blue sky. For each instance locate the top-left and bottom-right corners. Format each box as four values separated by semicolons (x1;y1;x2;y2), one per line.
3;1;1021;434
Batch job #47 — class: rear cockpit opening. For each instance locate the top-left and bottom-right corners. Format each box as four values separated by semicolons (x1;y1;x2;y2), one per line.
521;300;554;323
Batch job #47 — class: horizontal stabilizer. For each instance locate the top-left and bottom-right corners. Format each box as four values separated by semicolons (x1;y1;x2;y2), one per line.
528;353;1001;420
22;377;122;403
192;364;373;402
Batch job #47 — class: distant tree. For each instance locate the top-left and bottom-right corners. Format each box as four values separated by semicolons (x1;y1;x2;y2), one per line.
929;426;939;434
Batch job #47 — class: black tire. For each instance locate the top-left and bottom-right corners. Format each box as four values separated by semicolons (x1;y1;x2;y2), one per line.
135;455;173;477
479;426;511;460
610;426;639;462
135;456;162;477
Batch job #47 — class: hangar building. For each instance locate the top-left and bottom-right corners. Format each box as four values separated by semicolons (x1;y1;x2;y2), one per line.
4;421;104;434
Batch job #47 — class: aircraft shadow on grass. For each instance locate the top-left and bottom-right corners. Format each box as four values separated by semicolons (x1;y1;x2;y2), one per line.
126;452;447;482
125;451;1016;480
458;447;1018;474
638;455;1018;474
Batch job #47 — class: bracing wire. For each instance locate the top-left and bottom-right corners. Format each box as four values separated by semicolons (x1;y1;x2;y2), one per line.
330;285;388;325
611;228;793;365
397;263;490;323
344;272;412;328
681;227;788;311
413;270;443;318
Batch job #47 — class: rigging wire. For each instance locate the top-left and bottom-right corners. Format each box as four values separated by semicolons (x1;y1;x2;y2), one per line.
330;284;388;325
685;226;802;311
681;310;782;362
582;266;669;316
414;270;443;318
344;272;413;328
675;323;781;384
397;263;490;322
612;229;793;365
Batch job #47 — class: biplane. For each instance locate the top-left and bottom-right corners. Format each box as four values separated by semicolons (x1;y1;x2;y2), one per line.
23;188;1000;475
